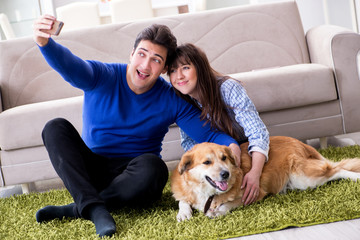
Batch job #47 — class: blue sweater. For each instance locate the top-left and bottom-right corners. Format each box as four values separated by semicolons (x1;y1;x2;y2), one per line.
39;39;237;158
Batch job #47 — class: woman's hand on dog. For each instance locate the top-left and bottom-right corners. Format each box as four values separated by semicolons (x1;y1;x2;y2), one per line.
241;170;261;205
241;152;266;205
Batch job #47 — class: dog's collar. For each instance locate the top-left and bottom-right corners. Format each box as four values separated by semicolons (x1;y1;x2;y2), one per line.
204;195;214;214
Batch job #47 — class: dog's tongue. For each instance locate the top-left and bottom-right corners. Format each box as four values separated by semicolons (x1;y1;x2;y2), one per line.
216;181;228;191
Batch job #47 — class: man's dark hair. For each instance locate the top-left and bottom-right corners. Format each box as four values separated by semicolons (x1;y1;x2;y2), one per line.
134;24;177;67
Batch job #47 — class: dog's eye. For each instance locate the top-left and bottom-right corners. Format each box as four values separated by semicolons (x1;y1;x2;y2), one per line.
203;160;211;165
221;156;226;161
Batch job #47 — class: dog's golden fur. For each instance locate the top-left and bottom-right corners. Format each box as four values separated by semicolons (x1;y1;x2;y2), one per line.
171;136;360;221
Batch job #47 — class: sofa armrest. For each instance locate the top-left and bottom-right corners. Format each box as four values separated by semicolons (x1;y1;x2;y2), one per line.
306;25;360;133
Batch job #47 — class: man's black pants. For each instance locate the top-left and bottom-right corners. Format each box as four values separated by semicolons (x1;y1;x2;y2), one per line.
42;118;169;218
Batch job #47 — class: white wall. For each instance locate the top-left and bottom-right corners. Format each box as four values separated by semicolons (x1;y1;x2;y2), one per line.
296;0;329;32
206;0;250;10
326;0;353;30
356;0;360;32
296;0;356;32
1;0;358;39
205;0;358;32
0;0;40;38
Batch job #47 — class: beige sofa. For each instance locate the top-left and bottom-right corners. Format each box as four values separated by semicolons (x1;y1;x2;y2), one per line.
1;1;360;192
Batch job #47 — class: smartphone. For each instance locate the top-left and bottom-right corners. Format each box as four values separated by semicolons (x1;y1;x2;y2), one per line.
42;20;64;36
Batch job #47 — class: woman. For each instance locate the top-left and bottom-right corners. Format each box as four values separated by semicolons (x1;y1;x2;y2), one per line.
168;43;270;205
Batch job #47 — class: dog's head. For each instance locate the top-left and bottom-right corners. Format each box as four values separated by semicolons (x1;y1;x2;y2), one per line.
178;142;238;195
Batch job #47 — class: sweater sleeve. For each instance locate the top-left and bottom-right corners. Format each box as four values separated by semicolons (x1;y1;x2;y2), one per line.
221;79;269;159
175;98;237;147
38;38;97;91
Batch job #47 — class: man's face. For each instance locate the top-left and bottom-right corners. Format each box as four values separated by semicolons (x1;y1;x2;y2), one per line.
126;40;168;94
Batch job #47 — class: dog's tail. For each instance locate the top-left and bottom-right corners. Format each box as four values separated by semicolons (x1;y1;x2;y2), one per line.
335;158;360;173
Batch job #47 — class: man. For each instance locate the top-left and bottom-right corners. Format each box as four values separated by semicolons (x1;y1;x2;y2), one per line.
33;15;241;238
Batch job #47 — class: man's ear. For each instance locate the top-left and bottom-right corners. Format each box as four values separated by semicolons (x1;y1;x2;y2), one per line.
161;66;168;74
129;48;135;62
178;151;193;175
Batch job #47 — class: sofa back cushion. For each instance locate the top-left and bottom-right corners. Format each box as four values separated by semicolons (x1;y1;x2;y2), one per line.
0;1;308;111
230;64;337;113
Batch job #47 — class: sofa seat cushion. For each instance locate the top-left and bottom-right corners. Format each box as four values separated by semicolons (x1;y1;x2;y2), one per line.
0;96;83;151
229;64;337;113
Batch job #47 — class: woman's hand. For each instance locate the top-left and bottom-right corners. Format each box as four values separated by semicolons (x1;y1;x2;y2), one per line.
241;151;265;205
33;14;57;47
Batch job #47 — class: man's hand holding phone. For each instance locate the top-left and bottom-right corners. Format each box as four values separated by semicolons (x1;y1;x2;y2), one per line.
42;20;64;36
33;15;64;47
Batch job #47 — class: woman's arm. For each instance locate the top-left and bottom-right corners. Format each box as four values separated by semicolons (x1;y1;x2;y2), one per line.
221;79;269;158
179;128;198;152
176;99;240;159
221;79;269;205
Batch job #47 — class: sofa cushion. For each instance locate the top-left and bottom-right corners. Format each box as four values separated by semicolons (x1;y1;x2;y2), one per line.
0;96;83;151
229;64;337;113
0;95;182;161
0;145;58;186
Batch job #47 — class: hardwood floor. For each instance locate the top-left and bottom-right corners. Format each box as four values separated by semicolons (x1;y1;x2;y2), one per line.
234;218;360;240
233;133;360;240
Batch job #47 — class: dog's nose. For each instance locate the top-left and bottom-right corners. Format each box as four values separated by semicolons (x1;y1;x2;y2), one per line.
220;170;229;180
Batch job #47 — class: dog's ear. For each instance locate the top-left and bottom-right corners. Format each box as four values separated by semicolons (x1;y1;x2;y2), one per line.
224;146;237;166
178;151;193;175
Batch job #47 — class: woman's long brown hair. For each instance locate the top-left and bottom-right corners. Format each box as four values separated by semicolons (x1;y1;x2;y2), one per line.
168;43;237;139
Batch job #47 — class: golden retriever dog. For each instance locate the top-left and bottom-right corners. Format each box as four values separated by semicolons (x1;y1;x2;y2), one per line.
171;136;360;222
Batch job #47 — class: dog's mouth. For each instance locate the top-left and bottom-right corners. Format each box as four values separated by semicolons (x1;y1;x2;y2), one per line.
205;176;228;191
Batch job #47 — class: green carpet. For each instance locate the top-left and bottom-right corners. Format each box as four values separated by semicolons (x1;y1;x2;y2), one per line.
1;145;360;240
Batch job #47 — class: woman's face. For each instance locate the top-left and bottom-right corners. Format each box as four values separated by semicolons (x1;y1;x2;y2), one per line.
169;61;199;99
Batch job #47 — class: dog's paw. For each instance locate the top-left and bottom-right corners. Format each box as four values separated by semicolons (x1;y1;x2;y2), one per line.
176;209;193;222
206;209;227;218
206;205;229;218
205;208;217;218
176;201;193;222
